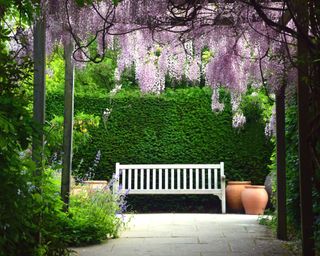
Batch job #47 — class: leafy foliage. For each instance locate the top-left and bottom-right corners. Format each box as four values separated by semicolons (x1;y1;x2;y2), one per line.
0;5;44;255
46;47;117;96
0;4;124;255
0;164;71;256
46;113;100;156
64;187;125;245
268;96;320;251
46;87;273;211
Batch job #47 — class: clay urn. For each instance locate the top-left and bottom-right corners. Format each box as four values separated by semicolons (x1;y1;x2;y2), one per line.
226;181;251;213
241;185;268;215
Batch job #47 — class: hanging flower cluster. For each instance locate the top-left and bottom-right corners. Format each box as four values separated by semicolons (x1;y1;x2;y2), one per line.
232;112;247;129
27;0;297;129
265;106;276;137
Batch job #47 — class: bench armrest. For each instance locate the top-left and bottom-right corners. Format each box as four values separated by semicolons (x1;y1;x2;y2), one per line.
221;175;226;181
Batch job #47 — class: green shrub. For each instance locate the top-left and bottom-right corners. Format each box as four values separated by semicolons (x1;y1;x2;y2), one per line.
0;164;73;256
33;170;71;256
63;187;125;246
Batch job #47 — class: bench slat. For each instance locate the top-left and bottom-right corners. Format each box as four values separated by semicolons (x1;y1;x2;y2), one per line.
159;169;162;190
118;164;222;169
165;169;168;190
171;169;174;190
214;169;218;189
189;169;193;190
202;169;205;189
196;168;199;190
153;169;156;190
208;168;212;189
134;169;138;190
128;169;132;189
147;169;150;190
140;169;144;190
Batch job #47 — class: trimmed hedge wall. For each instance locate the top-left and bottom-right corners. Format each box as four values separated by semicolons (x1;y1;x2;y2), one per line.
47;87;272;187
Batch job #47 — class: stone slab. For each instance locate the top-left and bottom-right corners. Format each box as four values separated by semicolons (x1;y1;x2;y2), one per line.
74;214;295;256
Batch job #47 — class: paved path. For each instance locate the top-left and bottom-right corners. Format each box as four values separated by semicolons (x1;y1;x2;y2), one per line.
74;214;295;256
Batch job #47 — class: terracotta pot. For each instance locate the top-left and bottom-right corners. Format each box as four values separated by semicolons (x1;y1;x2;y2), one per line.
226;181;252;212
241;185;268;215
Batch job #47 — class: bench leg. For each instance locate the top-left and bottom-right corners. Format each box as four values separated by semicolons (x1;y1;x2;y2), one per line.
221;193;226;214
217;194;226;214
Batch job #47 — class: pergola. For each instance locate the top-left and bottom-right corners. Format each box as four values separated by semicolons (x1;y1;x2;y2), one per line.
32;1;316;255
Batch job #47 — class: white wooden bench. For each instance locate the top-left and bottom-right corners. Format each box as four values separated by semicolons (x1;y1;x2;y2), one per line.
113;162;226;213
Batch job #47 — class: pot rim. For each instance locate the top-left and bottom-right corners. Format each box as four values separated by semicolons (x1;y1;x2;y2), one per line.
227;181;252;185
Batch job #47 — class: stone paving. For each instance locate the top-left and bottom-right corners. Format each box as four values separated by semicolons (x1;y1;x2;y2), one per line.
73;214;295;256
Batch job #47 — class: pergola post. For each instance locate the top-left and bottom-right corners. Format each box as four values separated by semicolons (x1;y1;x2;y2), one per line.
275;85;286;240
296;1;315;255
32;11;46;246
32;14;46;171
61;36;75;211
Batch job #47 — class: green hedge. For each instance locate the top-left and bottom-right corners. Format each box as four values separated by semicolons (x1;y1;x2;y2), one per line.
47;87;272;186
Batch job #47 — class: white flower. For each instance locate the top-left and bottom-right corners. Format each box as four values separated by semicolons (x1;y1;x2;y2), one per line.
211;88;224;112
265;106;276;137
103;108;112;125
232;112;246;128
110;84;122;96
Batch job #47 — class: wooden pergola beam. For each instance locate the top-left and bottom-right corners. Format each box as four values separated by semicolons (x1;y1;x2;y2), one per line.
275;5;316;254
276;84;287;241
296;0;315;254
274;7;292;242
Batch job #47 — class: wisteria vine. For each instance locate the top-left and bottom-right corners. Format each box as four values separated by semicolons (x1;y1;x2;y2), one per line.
6;0;298;128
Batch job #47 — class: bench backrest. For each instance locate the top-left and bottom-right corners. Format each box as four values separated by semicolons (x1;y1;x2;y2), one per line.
114;163;225;194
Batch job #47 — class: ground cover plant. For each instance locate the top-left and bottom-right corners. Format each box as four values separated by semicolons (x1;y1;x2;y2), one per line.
64;185;127;246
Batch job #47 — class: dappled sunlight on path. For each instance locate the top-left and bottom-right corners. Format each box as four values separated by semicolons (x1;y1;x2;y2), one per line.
74;214;295;256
